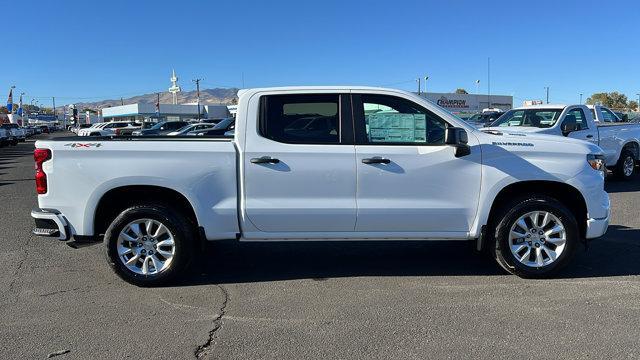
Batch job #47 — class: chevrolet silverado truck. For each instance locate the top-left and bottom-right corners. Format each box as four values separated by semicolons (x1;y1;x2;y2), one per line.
487;104;640;180
31;87;610;286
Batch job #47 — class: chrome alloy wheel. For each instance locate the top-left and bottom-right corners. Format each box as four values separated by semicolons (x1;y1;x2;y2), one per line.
508;211;566;268
117;218;175;275
623;156;635;177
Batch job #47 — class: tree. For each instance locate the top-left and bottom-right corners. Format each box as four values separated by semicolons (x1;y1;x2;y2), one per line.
82;108;98;114
455;88;469;94
0;106;7;114
629;100;639;112
586;92;629;109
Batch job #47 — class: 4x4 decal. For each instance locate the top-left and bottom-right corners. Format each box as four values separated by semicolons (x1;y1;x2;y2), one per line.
64;143;103;148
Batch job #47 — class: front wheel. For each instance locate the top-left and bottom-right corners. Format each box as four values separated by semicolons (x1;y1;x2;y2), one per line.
490;196;578;278
105;203;195;286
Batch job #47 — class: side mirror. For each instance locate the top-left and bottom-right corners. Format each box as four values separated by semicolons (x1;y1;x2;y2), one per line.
445;127;471;157
561;119;577;136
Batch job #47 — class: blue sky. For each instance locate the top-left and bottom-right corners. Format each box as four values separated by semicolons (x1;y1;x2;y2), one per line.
4;0;640;106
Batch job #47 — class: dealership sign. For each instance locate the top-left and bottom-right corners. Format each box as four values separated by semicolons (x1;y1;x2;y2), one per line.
436;96;469;109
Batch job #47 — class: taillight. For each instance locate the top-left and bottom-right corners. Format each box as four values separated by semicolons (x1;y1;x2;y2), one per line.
34;148;51;194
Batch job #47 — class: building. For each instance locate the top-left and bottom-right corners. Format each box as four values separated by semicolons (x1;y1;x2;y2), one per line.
416;92;513;117
101;103;231;123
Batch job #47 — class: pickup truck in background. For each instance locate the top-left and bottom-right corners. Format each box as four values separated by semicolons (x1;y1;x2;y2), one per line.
486;104;640;180
31;87;610;286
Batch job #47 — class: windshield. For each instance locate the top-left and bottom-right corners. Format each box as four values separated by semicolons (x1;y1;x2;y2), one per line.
212;118;233;129
490;108;563;128
150;122;166;130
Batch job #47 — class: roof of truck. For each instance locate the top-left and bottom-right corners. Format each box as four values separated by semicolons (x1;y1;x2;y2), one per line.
513;104;569;110
237;86;413;98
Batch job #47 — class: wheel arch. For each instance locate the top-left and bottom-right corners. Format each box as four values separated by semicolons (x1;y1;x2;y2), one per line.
93;185;199;237
621;140;639;160
484;180;588;243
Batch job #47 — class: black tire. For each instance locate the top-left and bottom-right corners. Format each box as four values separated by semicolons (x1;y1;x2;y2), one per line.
105;203;196;286
489;195;579;278
11;139;17;146
613;149;636;181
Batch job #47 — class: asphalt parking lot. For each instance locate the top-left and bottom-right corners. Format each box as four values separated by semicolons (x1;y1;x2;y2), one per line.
1;133;639;359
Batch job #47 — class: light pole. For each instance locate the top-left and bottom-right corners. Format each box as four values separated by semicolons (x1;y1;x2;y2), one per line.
636;93;640;112
544;86;550;104
416;78;421;95
424;76;429;94
475;80;480;95
580;93;583;104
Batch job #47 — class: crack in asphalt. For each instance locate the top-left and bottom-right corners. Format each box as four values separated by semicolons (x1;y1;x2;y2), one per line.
194;284;229;359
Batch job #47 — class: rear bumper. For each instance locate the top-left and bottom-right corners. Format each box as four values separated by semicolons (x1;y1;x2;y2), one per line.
31;208;69;240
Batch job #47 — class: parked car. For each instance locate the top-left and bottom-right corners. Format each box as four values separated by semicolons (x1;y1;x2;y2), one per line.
191;118;235;136
486;104;640;180
72;123;93;134
131;121;188;136
78;122;138;137
1;123;23;144
0;127;9;147
38;125;50;134
467;111;504;127
77;123;108;136
167;123;215;136
31;86;609;286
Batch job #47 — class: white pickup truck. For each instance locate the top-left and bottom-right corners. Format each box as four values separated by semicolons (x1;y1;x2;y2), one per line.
486;104;640;180
31;87;610;286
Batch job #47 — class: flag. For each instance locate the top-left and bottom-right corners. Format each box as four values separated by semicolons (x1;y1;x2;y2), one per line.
6;88;13;113
17;93;22;116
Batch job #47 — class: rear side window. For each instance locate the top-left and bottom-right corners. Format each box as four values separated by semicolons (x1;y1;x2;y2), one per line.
260;94;340;144
601;109;618;122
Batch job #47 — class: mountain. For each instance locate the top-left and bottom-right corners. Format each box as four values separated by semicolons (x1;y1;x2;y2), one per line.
71;88;239;111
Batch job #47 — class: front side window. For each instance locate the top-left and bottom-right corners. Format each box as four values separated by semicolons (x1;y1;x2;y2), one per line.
355;94;448;145
490;108;563;128
565;108;588;130
260;94;340;144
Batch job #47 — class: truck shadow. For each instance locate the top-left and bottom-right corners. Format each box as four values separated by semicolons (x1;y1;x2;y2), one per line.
183;224;639;285
604;176;640;193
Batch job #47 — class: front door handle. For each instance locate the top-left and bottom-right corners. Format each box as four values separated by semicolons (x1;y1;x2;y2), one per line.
362;157;391;164
250;156;280;164
586;135;594;139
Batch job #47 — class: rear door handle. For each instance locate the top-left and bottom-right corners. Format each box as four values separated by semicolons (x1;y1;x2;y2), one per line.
250;156;280;164
362;157;391;164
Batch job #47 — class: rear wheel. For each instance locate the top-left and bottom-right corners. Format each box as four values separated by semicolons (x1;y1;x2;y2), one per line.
490;196;578;278
105;203;195;286
613;149;636;181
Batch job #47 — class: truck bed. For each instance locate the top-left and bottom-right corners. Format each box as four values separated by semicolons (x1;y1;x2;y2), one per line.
35;137;239;240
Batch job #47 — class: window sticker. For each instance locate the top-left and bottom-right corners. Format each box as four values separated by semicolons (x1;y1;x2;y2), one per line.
367;113;426;143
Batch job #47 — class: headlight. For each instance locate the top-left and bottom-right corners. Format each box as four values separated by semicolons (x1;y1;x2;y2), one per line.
587;154;606;171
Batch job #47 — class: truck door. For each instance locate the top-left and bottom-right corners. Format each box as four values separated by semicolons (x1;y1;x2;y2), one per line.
242;93;357;233
565;107;598;145
352;94;481;236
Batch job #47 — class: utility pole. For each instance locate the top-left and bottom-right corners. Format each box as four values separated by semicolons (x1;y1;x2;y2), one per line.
487;57;491;109
192;78;203;120
475;80;480;95
636;93;640;112
424;76;429;94
544;86;550;104
52;96;56;120
579;93;583;104
416;78;421;95
121;97;124;106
